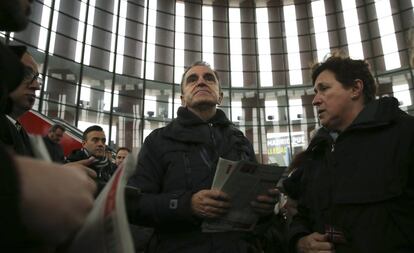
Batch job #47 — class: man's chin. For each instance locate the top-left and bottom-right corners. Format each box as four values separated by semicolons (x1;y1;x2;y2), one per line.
191;101;217;110
93;152;105;158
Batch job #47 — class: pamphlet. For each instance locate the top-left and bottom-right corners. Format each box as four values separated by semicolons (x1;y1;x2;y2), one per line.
202;157;286;232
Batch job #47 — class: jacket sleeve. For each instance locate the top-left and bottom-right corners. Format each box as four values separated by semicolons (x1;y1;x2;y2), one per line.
128;132;198;229
287;200;313;253
0;146;27;245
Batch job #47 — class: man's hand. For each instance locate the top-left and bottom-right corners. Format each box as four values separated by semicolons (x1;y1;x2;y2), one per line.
251;188;279;216
191;189;231;218
16;156;97;245
64;157;97;178
297;232;335;253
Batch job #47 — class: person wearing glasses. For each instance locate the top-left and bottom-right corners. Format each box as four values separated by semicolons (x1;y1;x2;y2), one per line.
0;45;41;156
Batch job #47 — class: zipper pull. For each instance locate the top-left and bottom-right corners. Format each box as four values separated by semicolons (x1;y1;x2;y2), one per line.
331;143;335;152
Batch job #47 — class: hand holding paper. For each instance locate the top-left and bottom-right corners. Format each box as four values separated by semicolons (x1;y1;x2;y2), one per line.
202;158;286;232
191;189;231;218
251;188;280;216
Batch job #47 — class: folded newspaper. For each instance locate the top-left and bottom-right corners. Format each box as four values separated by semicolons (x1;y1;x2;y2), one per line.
67;153;137;253
28;135;136;252
202;157;286;232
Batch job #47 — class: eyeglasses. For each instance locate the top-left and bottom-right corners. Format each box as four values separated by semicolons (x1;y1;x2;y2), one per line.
23;66;42;86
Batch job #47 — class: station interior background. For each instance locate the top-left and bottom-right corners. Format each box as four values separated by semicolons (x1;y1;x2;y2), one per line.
2;0;414;165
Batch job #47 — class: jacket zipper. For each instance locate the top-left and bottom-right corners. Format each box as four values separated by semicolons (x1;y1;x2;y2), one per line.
208;123;216;146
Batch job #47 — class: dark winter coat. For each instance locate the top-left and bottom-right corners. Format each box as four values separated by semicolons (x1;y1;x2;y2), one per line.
128;107;262;253
43;136;65;163
0;114;34;157
288;97;414;253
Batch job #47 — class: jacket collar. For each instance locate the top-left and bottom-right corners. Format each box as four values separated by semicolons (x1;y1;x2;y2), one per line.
176;106;232;127
308;97;401;153
347;97;400;130
163;107;232;143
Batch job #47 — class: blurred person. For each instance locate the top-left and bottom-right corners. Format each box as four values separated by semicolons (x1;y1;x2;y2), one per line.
67;125;116;183
289;56;414;253
128;61;280;253
1;0;97;250
115;147;130;166
0;0;33;107
43;124;66;163
0;45;40;156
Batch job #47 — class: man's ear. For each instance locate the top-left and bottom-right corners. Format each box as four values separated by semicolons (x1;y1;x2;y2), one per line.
351;79;364;100
180;95;186;106
82;140;86;148
217;91;223;105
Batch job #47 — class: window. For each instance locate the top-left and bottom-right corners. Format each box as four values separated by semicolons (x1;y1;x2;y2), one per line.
202;5;214;68
341;0;364;59
174;2;185;84
256;8;273;87
229;8;244;87
375;0;400;70
284;5;303;85
311;0;330;62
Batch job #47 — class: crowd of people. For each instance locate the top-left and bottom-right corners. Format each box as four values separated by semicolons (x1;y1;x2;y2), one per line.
1;0;413;253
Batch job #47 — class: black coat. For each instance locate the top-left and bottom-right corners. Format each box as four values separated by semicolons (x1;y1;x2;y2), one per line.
289;97;414;253
0;114;34;157
128;107;260;253
43;136;65;163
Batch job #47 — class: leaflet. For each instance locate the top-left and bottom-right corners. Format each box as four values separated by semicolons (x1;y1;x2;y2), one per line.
202;158;286;232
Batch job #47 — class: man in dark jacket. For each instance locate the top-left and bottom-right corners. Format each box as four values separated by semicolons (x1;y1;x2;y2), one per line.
67;125;116;183
43;124;65;163
289;56;414;253
0;45;40;157
128;61;279;253
0;0;97;251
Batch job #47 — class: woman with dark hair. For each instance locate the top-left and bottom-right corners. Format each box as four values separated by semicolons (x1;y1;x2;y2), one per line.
289;56;414;253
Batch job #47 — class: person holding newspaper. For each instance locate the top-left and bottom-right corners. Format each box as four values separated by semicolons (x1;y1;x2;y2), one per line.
128;61;279;253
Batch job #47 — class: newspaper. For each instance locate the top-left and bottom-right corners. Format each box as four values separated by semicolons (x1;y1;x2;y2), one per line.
67;154;137;253
202;157;286;232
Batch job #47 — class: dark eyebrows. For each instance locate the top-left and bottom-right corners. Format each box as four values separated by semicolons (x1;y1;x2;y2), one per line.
91;137;106;142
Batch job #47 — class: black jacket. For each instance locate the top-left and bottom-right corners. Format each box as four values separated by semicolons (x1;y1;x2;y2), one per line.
0;115;34;157
128;107;260;253
43;136;65;163
289;97;414;253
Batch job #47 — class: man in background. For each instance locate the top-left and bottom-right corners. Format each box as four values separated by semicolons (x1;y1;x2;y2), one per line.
43;124;65;163
67;125;116;183
115;147;130;166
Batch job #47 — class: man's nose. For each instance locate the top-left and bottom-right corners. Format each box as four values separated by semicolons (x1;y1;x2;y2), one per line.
195;76;208;86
